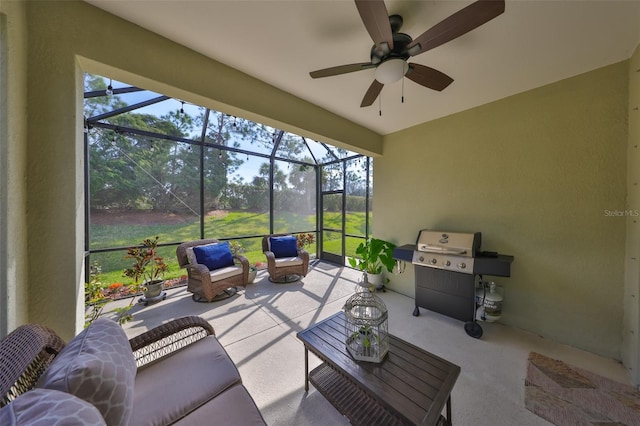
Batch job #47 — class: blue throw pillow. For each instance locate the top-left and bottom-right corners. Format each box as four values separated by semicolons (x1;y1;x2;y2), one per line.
270;236;298;258
193;242;234;270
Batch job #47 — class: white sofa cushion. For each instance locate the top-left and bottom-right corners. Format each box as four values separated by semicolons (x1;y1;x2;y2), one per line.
210;265;243;281
274;257;303;267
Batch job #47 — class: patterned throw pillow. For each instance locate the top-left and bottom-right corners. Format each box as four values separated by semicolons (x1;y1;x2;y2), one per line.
36;318;136;426
0;388;106;425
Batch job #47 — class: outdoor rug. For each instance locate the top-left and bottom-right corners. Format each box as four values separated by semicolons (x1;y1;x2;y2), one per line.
524;352;640;425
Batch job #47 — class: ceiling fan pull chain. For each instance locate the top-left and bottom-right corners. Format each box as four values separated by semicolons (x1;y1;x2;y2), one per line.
379;93;382;116
402;77;405;103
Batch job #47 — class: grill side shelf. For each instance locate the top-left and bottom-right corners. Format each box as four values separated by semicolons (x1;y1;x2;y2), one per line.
474;254;514;277
392;244;415;262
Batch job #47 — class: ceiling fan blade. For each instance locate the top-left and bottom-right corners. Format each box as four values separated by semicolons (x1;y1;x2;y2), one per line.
355;0;394;52
360;80;384;107
310;63;376;79
407;0;505;57
406;64;453;91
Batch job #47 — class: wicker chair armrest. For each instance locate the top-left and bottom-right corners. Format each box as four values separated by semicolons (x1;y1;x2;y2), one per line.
187;263;212;283
264;251;277;278
264;251;276;263
234;254;250;284
129;316;214;368
0;324;65;407
234;254;249;269
297;249;309;262
298;249;310;276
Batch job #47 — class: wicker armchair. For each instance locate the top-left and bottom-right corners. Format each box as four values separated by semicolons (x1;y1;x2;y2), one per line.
177;239;249;302
262;234;309;283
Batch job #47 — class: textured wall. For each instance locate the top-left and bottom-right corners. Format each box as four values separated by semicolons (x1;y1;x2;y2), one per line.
376;62;629;359
0;0;29;337
623;44;640;384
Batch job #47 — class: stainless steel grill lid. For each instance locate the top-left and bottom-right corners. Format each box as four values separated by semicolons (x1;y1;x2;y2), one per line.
415;230;481;256
412;230;481;274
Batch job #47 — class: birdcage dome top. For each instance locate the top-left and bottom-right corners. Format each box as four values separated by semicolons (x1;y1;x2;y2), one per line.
344;289;388;325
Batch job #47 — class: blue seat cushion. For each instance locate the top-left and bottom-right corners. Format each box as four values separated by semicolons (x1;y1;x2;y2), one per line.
269;236;298;258
193;242;235;270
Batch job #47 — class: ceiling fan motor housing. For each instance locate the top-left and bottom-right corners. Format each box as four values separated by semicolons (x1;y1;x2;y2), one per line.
370;31;412;64
389;14;403;33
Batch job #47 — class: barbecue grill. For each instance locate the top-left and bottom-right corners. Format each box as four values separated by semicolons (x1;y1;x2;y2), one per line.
412;230;481;273
394;229;514;338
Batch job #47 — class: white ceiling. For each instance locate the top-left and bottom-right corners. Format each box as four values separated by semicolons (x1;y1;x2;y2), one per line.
86;0;640;135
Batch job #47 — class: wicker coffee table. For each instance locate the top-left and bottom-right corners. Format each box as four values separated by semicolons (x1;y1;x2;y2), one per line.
297;312;460;425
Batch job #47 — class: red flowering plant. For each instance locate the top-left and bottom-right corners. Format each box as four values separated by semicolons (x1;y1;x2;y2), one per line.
123;236;168;286
296;233;315;251
117;236;168;324
252;261;265;271
107;282;123;293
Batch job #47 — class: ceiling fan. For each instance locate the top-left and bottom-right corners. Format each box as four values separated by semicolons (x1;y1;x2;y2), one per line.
309;0;505;107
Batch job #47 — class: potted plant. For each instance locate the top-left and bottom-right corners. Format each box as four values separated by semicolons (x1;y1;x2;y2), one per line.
124;236;168;301
349;325;380;357
84;261;109;328
296;233;315;252
248;262;263;284
348;238;397;289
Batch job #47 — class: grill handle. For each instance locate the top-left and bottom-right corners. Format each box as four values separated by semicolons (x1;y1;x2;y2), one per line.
418;244;467;255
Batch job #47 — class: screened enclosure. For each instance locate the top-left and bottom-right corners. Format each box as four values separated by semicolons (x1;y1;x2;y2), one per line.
84;74;373;286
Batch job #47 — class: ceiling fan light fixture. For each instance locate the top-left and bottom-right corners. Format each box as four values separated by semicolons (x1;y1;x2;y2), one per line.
375;58;408;84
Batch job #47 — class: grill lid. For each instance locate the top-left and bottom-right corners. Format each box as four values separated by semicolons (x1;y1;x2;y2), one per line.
415;230;481;258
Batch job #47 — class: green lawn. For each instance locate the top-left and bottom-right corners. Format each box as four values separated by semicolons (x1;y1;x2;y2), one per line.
90;210;368;286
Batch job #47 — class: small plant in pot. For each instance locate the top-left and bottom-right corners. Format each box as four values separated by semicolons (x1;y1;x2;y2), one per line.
296;233;315;251
350;325;380;357
348;238;397;289
124;236;168;303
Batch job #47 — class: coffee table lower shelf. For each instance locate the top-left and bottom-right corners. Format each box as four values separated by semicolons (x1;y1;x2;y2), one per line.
309;363;447;426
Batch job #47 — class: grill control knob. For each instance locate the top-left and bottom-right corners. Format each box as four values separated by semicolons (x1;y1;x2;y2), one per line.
419;256;424;262
430;258;437;265
444;260;451;267
458;263;466;269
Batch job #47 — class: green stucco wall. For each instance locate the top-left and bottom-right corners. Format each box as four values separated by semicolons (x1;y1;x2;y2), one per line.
623;44;640;382
0;0;29;336
376;62;629;359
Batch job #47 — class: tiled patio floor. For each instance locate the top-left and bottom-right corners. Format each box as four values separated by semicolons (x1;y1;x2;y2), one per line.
105;260;629;425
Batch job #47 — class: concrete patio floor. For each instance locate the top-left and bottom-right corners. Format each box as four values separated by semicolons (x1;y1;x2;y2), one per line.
105;260;630;425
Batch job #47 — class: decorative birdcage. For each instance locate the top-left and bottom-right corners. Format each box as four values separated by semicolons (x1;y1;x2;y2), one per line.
343;273;389;363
